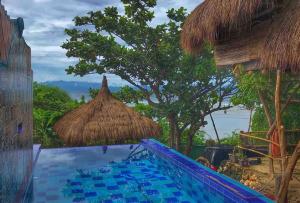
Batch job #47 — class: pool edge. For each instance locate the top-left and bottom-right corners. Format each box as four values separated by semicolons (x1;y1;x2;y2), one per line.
142;139;274;203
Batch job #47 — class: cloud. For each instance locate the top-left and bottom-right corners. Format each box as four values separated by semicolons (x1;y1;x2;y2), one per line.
1;0;202;85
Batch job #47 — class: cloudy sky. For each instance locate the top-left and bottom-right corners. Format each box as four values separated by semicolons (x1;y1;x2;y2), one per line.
1;0;201;85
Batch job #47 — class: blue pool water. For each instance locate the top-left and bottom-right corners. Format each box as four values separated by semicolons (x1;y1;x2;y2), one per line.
25;139;272;203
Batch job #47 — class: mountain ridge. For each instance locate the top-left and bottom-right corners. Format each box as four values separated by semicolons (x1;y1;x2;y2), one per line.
41;80;123;100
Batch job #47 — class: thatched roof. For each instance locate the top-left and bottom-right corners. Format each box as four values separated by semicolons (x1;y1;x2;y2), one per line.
260;0;300;72
53;76;161;146
181;0;300;72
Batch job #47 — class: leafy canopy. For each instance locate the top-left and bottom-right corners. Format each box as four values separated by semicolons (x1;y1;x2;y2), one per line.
63;0;236;148
33;82;80;147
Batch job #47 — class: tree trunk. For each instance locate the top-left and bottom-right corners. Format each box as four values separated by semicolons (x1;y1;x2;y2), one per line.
258;90;273;127
168;115;176;148
258;90;275;175
185;133;193;155
277;141;300;203
174;127;181;151
168;114;180;150
184;123;200;155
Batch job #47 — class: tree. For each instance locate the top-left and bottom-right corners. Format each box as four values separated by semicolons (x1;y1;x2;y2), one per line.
232;69;300;200
62;0;236;151
33;82;80;147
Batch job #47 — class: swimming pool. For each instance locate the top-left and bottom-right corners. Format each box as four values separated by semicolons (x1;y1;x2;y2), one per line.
25;139;272;203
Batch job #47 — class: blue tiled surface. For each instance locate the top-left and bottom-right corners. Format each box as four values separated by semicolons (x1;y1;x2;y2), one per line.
27;141;273;203
141;139;273;203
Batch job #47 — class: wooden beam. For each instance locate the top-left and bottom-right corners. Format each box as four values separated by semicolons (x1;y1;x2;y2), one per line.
240;132;280;147
237;145;273;159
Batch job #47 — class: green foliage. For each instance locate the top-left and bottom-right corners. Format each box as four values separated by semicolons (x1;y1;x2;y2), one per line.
155;118;206;146
252;105;300;131
33;82;76;111
114;86;144;104
220;131;240;146
89;88;98;99
134;103;157;118
231;69;271;109
63;0;236;149
33;82;80;147
89;86;144;104
182;130;206;146
232;69;300;133
251;107;270;131
156;118;170;145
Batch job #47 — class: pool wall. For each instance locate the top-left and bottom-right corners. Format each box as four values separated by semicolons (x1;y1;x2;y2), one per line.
142;139;273;203
0;2;33;202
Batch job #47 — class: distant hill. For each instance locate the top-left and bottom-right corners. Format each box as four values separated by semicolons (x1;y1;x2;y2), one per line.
42;81;122;100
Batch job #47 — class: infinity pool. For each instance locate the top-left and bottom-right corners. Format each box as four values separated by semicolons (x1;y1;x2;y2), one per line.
25;139;272;203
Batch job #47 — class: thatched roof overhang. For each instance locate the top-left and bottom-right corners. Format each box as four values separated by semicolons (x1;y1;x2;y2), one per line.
181;0;299;72
53;76;161;146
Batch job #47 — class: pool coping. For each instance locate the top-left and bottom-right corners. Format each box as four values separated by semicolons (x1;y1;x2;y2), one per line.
142;139;274;203
22;144;42;203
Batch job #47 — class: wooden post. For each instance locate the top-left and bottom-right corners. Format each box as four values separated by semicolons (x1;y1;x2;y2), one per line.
275;70;288;172
277;141;300;203
275;70;290;202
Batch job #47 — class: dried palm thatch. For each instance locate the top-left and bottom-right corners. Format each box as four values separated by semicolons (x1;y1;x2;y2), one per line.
181;0;275;54
260;0;300;72
181;0;300;72
53;76;161;146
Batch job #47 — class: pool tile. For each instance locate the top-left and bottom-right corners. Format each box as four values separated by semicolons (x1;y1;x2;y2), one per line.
95;183;105;187
145;189;159;195
70;182;81;186
73;197;85;202
140;182;151;187
117;180;127;185
165;197;179;203
72;189;84;194
126;197;139;203
107;185;119;190
84;192;97;197
111;193;123;199
173;191;183;196
113;175;122;178
92;176;103;180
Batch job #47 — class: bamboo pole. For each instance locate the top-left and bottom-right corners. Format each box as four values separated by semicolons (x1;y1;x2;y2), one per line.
275;70;288;172
237;146;274;159
209;113;220;144
239;132;280;146
248;108;253;132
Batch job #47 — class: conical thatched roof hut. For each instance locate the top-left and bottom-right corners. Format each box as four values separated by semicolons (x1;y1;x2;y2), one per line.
53;76;161;146
181;0;300;72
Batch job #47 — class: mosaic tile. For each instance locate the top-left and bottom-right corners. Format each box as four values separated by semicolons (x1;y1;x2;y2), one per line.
27;141;272;203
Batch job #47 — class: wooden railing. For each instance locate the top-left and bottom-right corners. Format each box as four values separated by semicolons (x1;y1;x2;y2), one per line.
238;129;300;159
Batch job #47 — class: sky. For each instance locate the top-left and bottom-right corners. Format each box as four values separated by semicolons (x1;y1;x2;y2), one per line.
1;0;201;85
